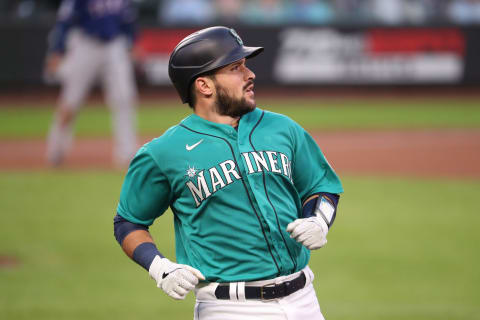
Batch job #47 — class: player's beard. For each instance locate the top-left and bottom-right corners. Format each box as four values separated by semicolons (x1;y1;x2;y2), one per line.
213;81;256;118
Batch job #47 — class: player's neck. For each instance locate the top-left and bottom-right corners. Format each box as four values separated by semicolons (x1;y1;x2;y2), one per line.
194;104;240;128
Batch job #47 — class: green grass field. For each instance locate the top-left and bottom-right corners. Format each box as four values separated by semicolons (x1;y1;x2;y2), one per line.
1;97;479;320
1;173;479;320
1;98;480;138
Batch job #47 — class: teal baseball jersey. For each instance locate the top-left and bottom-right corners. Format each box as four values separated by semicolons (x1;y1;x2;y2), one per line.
117;107;343;282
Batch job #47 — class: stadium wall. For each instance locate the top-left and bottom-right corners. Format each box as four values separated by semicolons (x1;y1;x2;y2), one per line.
1;24;479;87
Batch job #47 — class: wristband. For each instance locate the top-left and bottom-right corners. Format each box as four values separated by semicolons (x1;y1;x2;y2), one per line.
132;242;164;270
316;197;335;228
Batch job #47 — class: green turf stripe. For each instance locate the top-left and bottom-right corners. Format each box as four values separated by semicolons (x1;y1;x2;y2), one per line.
1;98;479;138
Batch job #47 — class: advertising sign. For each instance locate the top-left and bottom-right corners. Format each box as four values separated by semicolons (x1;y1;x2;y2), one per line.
273;28;465;84
133;29;194;85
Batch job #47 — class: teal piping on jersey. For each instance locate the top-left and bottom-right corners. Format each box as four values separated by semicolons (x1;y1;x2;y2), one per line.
247;111;297;273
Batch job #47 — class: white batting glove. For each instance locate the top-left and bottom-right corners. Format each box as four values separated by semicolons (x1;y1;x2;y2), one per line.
148;256;205;300
286;216;329;250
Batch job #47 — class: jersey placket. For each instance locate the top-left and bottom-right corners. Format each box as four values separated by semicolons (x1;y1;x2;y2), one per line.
181;112;295;277
236;114;294;275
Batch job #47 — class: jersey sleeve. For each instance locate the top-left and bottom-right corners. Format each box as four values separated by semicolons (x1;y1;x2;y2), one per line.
120;0;137;47
116;145;172;226
48;0;78;53
291;123;343;203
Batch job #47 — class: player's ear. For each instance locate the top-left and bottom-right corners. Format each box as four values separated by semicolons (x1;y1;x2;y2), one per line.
194;76;214;99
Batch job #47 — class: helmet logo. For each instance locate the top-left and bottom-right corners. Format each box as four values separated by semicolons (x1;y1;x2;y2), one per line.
229;29;243;46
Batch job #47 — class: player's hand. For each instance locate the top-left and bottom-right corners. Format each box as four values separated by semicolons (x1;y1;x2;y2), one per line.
44;53;63;76
43;53;64;84
148;256;205;300
286;216;329;250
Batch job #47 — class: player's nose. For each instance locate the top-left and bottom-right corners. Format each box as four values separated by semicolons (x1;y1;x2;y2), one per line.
245;66;255;81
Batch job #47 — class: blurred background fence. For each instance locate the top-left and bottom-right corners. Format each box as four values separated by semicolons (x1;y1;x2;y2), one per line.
1;0;480;88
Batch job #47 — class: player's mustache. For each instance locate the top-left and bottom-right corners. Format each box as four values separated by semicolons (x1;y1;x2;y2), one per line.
243;81;254;91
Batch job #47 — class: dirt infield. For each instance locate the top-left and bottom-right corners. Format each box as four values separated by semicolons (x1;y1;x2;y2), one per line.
1;129;479;178
314;129;480;178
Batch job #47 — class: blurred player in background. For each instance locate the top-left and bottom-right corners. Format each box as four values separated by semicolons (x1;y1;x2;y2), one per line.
44;0;138;167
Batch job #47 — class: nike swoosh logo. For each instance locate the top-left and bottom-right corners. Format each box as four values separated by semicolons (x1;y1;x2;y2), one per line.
162;268;182;279
186;139;204;151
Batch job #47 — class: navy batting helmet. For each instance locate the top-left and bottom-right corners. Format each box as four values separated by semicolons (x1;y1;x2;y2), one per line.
168;26;264;104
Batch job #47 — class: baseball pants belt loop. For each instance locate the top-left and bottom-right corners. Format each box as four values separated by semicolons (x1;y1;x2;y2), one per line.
214;271;306;300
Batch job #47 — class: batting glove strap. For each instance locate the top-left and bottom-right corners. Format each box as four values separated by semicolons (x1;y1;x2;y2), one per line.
148;256;205;300
302;194;338;229
286;216;329;250
315;196;336;228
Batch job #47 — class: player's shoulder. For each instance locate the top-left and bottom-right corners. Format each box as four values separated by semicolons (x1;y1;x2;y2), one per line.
141;123;185;151
140;116;201;153
262;109;293;121
259;108;302;129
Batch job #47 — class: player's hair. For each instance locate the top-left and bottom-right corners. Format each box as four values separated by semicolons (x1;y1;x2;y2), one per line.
188;83;197;109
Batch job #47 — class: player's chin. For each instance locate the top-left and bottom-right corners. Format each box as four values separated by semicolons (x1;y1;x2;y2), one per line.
244;92;256;108
245;100;256;112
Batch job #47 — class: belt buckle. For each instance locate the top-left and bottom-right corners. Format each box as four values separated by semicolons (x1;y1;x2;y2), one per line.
260;283;277;300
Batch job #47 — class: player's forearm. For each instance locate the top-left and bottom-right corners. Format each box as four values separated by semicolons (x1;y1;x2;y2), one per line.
49;0;77;54
113;214;203;300
121;229;154;258
113;213;164;270
47;24;70;54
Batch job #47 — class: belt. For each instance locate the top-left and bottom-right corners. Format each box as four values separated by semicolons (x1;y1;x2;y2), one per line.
214;271;306;300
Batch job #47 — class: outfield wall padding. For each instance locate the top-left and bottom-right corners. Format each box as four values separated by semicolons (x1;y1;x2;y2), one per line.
1;23;479;87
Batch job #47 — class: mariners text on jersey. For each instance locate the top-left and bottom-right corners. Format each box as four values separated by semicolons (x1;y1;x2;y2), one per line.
186;150;293;207
117;107;343;283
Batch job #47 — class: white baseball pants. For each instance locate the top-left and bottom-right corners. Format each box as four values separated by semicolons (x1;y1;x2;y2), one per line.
48;29;137;166
193;266;325;320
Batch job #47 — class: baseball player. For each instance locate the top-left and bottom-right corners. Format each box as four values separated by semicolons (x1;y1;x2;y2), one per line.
44;0;138;167
114;26;343;320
